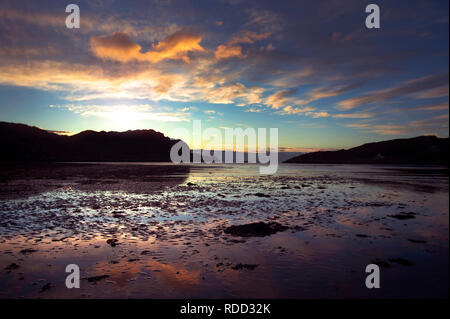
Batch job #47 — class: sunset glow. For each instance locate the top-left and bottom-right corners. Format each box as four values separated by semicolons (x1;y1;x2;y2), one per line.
0;0;448;148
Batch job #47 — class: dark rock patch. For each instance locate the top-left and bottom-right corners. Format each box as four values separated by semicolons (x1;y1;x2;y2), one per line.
227;239;246;244
231;263;258;270
86;275;109;283
40;283;52;292
372;259;390;268
20;249;38;255
128;258;140;262
224;222;288;237
388;212;416;220
5;263;20;270
408;239;427;244
106;239;119;247
292;225;308;232
389;258;414;266
254;193;270;198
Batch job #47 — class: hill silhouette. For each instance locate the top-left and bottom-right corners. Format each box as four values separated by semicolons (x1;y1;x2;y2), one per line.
0;121;179;162
285;136;449;165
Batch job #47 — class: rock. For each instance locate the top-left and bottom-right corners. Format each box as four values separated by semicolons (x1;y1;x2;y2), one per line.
106;239;119;247
227;239;246;244
20;249;38;255
407;239;427;244
388;212;416;220
40;283;52;292
5;263;20;270
254;193;270;198
231;263;258;270
86;275;109;283
128;258;140;262
224;222;288;237
389;258;414;266
292;225;307;232
112;211;124;218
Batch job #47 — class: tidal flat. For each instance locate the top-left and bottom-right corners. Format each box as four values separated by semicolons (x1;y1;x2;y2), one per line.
0;163;448;298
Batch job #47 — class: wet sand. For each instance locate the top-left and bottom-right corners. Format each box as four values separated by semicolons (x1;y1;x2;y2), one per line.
0;163;448;298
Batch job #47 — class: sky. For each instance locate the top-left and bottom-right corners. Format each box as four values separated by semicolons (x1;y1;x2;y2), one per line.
0;0;448;151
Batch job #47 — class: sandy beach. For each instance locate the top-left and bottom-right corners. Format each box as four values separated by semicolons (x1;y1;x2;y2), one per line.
0;163;447;298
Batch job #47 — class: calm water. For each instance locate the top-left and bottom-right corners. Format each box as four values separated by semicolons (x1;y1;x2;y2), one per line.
0;163;448;298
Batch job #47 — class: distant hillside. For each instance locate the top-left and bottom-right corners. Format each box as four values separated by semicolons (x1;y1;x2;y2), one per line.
0;122;179;162
285;136;449;165
194;150;303;163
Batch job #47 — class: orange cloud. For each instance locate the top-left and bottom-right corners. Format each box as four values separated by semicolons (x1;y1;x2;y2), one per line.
306;111;330;118
90;32;142;62
91;30;205;63
206;83;264;104
228;31;271;45
215;44;246;59
277;105;315;115
412;103;449;111
333;112;374;119
337;73;449;110
344;114;449;135
215;31;270;60
264;89;297;109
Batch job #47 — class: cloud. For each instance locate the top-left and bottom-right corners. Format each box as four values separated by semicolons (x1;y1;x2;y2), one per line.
215;44;245;60
206;83;264;105
244;8;284;33
0;8;178;39
90;32;142;63
215;31;270;60
279;146;332;152
275;106;331;118
343;123;371;129
245;107;263;113
91;30;205;63
46;130;73;136
265;89;297;109
337;73;449;110
228;31;271;45
344;114;449;135
333;111;374;119
0;57;267;108
305;111;331;118
203;110;224;116
60;104;190;122
308;81;364;101
276;105;315;115
0;0;448;141
415;85;449;99
411;102;449;112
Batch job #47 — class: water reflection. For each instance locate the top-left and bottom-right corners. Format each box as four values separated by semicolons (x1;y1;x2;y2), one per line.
0;163;448;298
